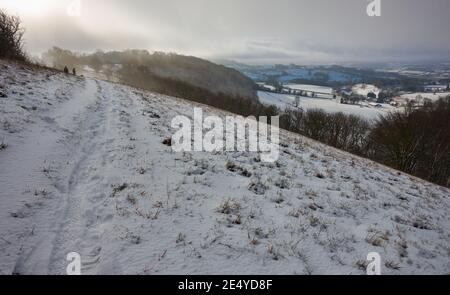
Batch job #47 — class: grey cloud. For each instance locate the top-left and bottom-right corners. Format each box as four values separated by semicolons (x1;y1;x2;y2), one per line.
7;0;450;64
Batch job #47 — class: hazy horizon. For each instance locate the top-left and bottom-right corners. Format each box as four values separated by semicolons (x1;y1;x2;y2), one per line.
1;0;450;65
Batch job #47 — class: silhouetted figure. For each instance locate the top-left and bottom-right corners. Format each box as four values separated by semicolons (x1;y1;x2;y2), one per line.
63;66;69;74
72;68;76;75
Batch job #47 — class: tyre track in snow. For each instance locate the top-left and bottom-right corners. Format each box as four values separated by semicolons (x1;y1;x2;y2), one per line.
46;80;117;274
1;77;99;274
8;79;116;274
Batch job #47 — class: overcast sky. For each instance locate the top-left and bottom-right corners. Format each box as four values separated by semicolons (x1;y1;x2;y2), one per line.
1;0;450;64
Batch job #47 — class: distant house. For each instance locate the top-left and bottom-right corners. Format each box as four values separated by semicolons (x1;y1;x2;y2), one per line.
256;83;277;92
424;85;448;92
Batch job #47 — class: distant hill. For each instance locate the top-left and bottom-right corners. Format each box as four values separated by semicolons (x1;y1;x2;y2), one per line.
41;48;258;101
218;61;425;90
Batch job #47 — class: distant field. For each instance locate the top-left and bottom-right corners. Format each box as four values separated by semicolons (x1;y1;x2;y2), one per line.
285;83;333;94
258;91;397;120
399;92;450;101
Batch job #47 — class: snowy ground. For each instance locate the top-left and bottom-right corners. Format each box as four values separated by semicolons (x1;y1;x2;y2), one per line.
1;60;449;275
258;91;397;120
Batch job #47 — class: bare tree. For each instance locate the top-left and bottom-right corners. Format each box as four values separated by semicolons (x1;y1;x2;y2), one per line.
0;9;26;61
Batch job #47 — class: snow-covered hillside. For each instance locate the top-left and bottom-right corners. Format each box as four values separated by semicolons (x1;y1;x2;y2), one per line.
1;60;449;275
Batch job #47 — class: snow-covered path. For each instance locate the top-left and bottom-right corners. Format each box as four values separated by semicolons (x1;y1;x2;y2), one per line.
45;79;114;274
1;69;191;274
1;61;449;274
0;78;108;274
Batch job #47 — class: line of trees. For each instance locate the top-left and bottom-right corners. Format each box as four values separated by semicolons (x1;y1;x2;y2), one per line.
368;98;450;186
42;47;258;101
280;108;370;155
279;97;450;187
118;63;278;119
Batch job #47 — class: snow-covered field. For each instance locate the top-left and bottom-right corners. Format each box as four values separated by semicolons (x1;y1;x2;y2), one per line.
1;60;449;275
399;92;450;101
285;84;333;95
258;91;396;120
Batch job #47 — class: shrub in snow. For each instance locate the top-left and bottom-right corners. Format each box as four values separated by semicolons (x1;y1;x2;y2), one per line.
226;161;252;177
248;179;268;195
216;199;241;215
162;137;172;146
274;177;291;189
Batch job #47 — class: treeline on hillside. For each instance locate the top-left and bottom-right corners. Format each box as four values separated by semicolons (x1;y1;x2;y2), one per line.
42;47;257;100
279;97;450;187
119;63;278;118
368;98;450;186
0;9;26;61
280;109;370;155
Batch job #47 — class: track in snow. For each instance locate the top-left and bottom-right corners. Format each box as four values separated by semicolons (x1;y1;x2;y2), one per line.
2;79;117;274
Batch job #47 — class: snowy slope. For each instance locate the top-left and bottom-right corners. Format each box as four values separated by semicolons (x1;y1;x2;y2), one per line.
1;60;449;275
